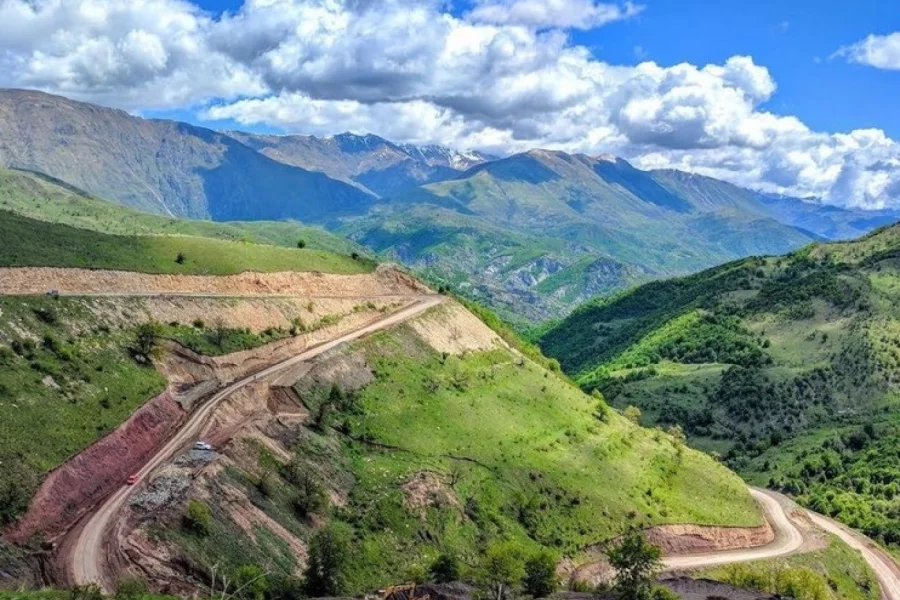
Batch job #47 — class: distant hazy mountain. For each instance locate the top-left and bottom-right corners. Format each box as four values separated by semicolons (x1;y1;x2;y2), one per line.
227;131;494;197
340;150;834;321
0;89;374;221
649;169;899;241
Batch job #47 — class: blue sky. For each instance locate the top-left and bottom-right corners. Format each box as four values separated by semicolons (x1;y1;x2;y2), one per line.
571;0;900;137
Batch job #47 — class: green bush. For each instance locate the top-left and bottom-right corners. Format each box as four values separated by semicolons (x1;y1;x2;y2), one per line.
430;552;463;584
131;322;162;362
523;550;558;598
607;530;662;600
478;541;526;600
233;564;269;600
304;523;351;597
183;499;212;536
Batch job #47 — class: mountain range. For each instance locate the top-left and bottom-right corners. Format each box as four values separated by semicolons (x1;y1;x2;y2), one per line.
1;88;897;322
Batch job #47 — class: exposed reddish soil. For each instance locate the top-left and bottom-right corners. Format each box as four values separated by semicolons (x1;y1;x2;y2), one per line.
4;305;403;549
645;521;774;555
0;265;427;297
7;391;186;544
561;521;775;586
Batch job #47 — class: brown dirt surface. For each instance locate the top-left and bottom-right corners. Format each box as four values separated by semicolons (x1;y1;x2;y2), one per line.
83;295;409;335
7;391;186;543
406;301;505;355
0;264;428;297
644;521;774;555
401;471;460;515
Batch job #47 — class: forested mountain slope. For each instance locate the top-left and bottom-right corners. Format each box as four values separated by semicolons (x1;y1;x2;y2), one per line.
538;223;900;548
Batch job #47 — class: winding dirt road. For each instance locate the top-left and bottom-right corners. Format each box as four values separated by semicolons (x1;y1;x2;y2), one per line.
63;290;900;599
806;510;900;600
662;489;804;571
69;295;444;592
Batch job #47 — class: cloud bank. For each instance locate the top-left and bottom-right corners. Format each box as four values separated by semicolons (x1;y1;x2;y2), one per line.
1;0;899;209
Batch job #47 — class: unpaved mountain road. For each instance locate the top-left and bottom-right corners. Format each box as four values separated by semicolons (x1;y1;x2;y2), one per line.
69;295;444;592
806;510;900;600
662;489;803;570
61;287;900;598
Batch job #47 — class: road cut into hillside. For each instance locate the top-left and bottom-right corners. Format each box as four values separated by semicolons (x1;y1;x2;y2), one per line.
62;296;445;592
0;264;427;297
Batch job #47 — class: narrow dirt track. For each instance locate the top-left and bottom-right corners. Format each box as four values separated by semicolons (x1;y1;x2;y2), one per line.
662;489;803;570
69;295;444;592
805;511;900;600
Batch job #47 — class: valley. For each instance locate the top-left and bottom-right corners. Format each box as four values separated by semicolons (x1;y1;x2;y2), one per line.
4;90;898;324
2;87;900;600
0;200;893;600
538;222;900;560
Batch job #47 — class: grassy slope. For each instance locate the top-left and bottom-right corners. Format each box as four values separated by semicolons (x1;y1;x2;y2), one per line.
0;209;373;275
699;535;880;600
0;296;166;525
153;306;760;596
538;223;900;548
0;168;370;261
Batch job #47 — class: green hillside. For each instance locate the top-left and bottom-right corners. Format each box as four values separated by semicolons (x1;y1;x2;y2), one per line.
344;151;825;323
151;303;761;595
0;168;367;257
538;223;900;548
0;209;372;275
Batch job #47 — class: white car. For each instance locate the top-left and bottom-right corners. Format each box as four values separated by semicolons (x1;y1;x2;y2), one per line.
193;441;213;451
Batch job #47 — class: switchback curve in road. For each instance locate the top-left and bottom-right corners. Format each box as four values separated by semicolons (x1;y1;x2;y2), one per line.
69;295;444;592
662;488;804;570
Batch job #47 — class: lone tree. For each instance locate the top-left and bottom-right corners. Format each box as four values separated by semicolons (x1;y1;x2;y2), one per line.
478;541;526;600
523;550;558;598
297;239;307;249
304;523;351;597
607;530;661;600
131;321;162;363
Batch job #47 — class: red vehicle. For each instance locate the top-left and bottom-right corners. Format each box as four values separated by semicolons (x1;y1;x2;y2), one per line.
125;474;139;485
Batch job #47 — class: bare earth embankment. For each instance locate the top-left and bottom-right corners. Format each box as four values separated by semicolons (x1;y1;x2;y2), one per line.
0;264;428;297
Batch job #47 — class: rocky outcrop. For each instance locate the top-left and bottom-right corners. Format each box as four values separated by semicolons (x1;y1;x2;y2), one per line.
645;521;774;555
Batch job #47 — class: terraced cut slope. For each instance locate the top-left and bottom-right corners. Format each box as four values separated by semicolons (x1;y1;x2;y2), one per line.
74;298;773;599
538;222;900;553
0;266;424;535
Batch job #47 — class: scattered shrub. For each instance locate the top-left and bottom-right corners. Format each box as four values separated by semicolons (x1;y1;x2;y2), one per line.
304;523;352;597
523;550;558;598
183;499;212;536
430;552;463;584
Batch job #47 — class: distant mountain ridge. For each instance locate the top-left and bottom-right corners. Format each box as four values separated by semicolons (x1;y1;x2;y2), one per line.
0;89;375;221
226;130;495;197
1;88;897;322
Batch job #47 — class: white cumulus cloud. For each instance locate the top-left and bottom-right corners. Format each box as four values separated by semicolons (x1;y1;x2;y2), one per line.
1;0;900;209
466;0;644;30
836;32;900;70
